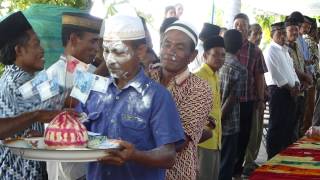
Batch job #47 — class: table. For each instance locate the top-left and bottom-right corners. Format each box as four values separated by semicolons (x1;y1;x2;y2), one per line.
250;137;320;180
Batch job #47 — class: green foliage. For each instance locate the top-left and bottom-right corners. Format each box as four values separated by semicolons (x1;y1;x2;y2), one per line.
0;0;88;14
104;0;128;18
255;15;278;50
0;63;4;76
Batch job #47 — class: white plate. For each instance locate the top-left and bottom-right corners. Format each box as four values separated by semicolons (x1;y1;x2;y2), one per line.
1;138;119;162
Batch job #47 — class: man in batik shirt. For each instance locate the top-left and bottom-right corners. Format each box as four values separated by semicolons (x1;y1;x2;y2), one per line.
0;11;61;179
149;20;213;180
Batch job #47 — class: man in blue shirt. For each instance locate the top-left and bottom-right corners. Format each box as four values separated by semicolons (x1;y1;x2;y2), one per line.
76;15;185;180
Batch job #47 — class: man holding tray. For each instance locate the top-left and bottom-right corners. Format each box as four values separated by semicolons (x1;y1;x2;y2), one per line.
75;14;185;180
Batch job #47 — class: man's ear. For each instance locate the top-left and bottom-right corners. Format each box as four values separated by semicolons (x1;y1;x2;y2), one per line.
188;49;198;64
136;44;147;60
14;44;23;57
69;33;79;46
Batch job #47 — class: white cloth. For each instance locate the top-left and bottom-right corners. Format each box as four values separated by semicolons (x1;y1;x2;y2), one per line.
264;41;299;87
47;162;87;180
102;14;145;40
188;41;204;73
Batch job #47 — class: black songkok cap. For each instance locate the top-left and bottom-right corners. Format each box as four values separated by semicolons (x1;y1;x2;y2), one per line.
203;36;225;51
271;22;285;31
285;18;299;27
62;12;102;34
288;11;304;24
0;11;32;49
199;23;221;40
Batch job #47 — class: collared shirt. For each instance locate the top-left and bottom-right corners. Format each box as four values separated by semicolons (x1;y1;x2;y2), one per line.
76;68;185;180
0;65;46;179
188;40;205;73
236;40;267;102
219;53;247;135
297;35;311;61
264;41;300;87
149;68;213;180
297;35;314;74
194;63;221;150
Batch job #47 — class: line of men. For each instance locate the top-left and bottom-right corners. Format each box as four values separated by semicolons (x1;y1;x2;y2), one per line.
0;8;319;180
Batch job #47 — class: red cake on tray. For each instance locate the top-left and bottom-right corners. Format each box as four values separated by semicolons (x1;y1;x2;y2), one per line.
44;111;88;149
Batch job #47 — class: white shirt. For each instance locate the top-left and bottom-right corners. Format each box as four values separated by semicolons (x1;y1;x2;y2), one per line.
264;41;299;87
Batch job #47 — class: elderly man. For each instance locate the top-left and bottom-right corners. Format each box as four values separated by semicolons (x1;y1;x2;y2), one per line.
0;11;62;179
149;20;213;180
243;23;266;176
285;18;313;140
232;13;267;177
264;22;300;159
75;15;185;180
194;36;225;180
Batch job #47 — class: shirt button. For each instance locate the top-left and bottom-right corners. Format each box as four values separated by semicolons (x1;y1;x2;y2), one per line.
115;96;119;100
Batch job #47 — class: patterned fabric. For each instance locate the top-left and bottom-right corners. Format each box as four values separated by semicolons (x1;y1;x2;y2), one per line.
0;65;46;179
219;53;247;135
149;68;213;180
250;137;320;179
236;40;267;102
195;63;221;150
288;42;305;73
304;35;319;76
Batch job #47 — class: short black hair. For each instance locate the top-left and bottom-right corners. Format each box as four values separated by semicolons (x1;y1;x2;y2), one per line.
61;26;85;47
224;29;243;54
0;31;30;65
233;13;250;24
131;38;147;50
160;17;179;34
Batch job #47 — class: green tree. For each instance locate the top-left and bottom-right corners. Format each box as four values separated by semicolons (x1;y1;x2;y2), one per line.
0;0;88;14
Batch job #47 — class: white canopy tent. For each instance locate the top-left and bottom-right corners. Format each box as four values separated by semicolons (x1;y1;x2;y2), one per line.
242;0;320;17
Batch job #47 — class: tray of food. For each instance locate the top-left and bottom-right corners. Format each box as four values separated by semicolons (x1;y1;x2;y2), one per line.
1;111;120;162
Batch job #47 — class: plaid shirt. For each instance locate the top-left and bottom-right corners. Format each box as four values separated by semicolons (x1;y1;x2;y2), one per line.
236;40;267;102
220;53;247;135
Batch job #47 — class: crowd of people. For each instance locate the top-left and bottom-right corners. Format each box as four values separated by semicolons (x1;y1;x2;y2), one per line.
0;3;320;180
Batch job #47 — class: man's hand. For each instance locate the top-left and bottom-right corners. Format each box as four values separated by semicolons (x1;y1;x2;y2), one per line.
290;85;300;97
99;140;135;166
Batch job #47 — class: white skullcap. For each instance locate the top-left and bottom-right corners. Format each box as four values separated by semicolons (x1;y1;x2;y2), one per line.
165;20;198;46
102;14;145;40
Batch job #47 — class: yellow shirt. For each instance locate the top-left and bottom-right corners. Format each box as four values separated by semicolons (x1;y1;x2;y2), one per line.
195;63;221;150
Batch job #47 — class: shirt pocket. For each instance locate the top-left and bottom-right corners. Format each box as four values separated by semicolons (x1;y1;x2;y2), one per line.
120;114;147;130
